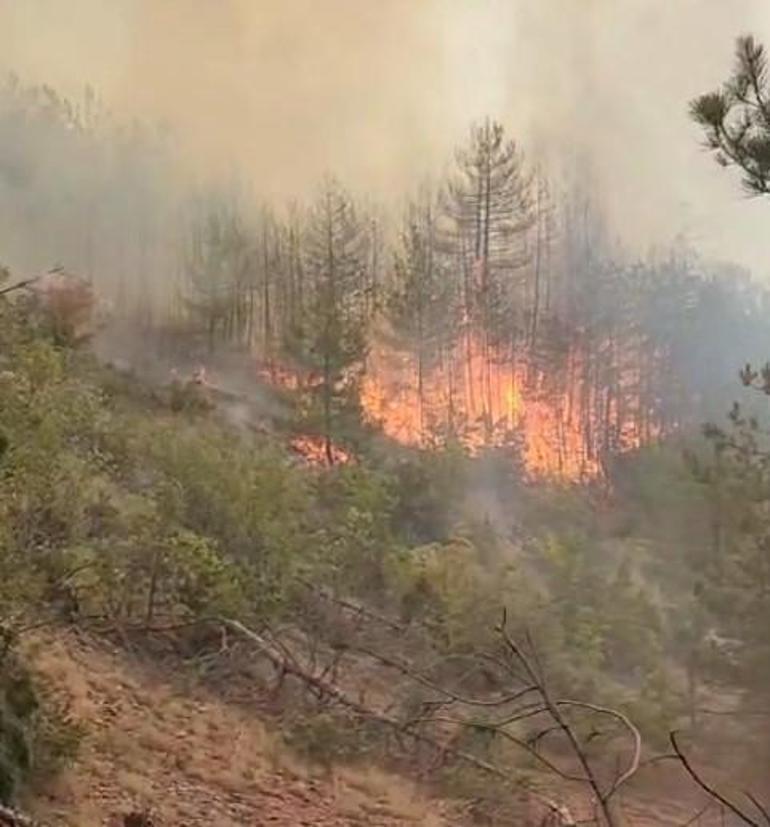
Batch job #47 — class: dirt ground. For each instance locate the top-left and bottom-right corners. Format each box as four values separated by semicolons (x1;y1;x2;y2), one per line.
22;630;454;826
18;629;743;826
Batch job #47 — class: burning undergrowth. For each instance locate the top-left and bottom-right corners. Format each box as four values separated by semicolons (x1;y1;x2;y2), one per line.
360;334;661;482
247;335;664;480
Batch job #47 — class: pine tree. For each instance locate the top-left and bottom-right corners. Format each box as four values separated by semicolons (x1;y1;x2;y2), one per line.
691;35;770;195
388;189;457;440
444;119;534;431
527;171;557;348
183;199;253;351
300;178;368;463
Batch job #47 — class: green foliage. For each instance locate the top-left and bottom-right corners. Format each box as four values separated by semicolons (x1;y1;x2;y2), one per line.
168;378;214;413
529;534;663;694
387;191;457;383
387;447;469;544
283;710;378;768
0;281;724;769
140;422;315;615
0;655;81;804
295;178;369;461
0;304;249;627
309;462;397;591
687;401;770;703
0;293;444;634
445;118;533;346
67;524;247;623
386;537;524;653
184;200;255;349
691;36;770;195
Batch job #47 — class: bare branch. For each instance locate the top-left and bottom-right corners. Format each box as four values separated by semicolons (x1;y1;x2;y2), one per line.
744;790;770;825
669;731;762;826
295;576;408;633
555;700;641;795
496;611;635;827
0;277;39;297
678;801;713;827
218;617;576;825
347;642;538;708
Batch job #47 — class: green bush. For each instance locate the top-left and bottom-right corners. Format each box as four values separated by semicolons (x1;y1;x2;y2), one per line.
283;710;378;769
0;658;81;804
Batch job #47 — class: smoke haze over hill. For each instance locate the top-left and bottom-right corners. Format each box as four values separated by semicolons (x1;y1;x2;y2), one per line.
3;0;770;275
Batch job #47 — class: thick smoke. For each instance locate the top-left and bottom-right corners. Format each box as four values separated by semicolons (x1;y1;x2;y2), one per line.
2;0;770;275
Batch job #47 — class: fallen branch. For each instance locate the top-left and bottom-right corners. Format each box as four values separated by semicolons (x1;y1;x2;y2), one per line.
218;616;576;825
294;587;634;802
295;577;407;633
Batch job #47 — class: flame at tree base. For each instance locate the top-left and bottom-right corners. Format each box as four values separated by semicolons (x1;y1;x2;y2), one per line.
290;434;353;466
250;333;660;478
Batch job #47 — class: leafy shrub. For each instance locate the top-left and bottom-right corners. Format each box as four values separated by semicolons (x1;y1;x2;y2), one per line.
283;710;379;769
0;657;81;804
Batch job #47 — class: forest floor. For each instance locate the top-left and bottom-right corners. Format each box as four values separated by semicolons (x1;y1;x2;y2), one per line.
21;629;455;827
17;629;736;826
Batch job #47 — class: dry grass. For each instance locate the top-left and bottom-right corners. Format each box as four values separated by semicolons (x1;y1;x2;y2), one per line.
17;629;723;826
19;629;455;826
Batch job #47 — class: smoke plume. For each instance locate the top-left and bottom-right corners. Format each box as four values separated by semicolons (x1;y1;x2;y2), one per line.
2;0;770;273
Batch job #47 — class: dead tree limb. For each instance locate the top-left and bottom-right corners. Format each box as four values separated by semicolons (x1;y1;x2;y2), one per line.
679;801;713;826
218;616;576;825
414;712;587;783
220;603;645;826
295;577;407;633
555;700;641;796
0;278;39;298
344;627;640;820
745;792;770;825
669;730;764;826
497;610;638;827
345;642;538;708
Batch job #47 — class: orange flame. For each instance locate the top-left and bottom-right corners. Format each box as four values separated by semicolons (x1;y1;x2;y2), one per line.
289;435;352;466
254;334;656;479
361;335;654;481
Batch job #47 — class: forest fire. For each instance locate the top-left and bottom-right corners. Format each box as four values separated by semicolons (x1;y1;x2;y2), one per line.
360;336;654;481
4;10;770;823
255;334;659;479
289;435;352;466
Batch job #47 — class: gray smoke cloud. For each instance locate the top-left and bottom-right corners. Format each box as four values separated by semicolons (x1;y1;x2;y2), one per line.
2;0;770;275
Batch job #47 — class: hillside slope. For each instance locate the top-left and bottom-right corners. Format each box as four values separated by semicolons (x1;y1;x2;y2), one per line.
23;631;452;827
18;630;735;827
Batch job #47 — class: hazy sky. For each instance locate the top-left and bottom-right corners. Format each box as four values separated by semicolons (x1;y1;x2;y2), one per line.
3;0;770;275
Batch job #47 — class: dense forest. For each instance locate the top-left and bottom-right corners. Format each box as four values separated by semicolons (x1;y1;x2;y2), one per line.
3;75;770;481
2;22;770;827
